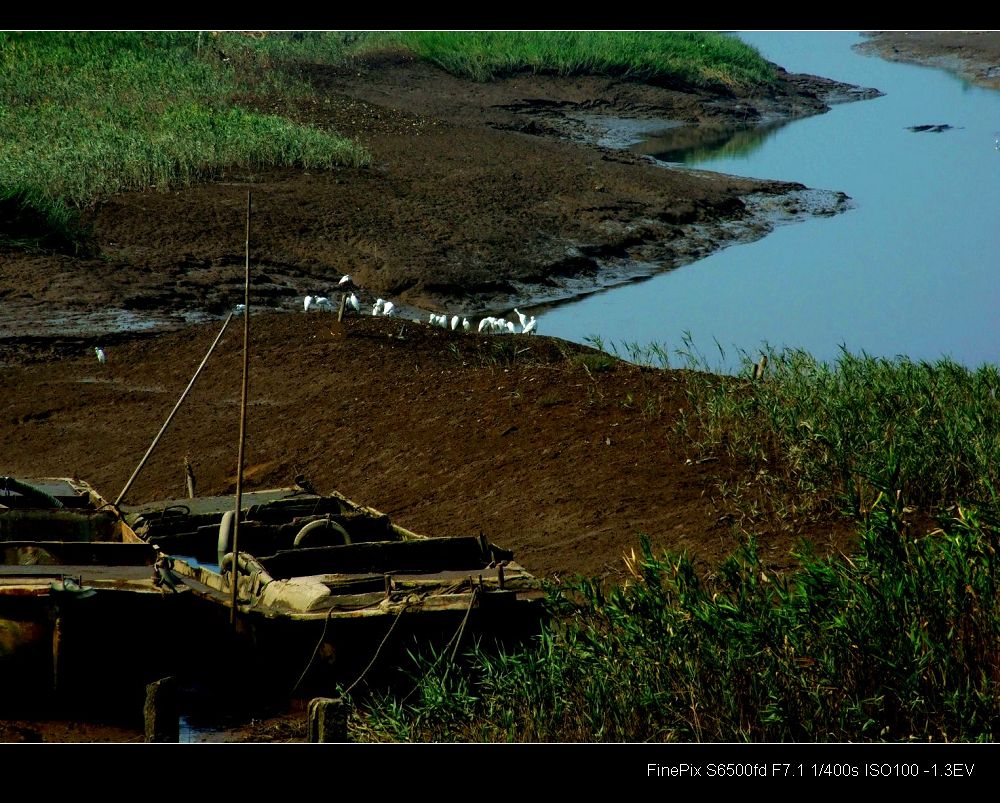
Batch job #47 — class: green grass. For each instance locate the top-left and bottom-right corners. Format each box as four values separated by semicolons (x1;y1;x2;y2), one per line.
0;32;369;249
675;346;1000;518
380;31;777;90
350;497;1000;742
581;335;1000;519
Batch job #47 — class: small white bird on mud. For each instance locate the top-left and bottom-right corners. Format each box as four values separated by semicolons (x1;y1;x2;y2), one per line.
338;274;352;286
522;316;537;335
95;346;107;364
304;295;314;312
462;318;471;332
347;293;361;313
451;315;460;331
478;317;493;333
383;301;396;317
514;308;528;329
373;298;386;316
313;296;334;311
234;303;246;316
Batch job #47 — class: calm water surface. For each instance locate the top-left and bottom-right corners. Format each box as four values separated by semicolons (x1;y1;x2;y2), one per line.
535;32;1000;371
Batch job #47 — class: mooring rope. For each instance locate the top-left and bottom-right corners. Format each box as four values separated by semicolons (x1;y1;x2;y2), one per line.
114;312;234;508
341;604;410;697
290;601;411;698
292;582;481;702
401;585;479;703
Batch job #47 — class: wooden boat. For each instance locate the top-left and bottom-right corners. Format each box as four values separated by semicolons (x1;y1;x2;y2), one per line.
0;476;183;715
2;263;543;718
122;485;545;699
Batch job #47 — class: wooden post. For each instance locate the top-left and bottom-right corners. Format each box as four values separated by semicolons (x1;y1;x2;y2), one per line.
184;456;196;499
308;697;347;742
231;191;252;628
51;616;64;694
337;292;347;322
144;677;179;743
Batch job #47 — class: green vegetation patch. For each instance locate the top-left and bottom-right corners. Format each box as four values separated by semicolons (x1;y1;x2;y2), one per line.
381;31;777;89
677;347;1000;516
0;32;368;249
352;498;1000;742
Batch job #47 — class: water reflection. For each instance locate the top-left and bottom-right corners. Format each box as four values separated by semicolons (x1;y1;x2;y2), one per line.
631;120;787;164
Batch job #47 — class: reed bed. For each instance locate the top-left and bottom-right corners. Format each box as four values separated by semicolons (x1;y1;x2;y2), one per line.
351;499;1000;742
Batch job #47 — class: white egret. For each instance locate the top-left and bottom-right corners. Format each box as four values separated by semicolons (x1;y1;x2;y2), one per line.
523;317;537;335
428;312;437;325
514;308;528;329
383;301;396;317
478;317;492;333
234;304;246;316
373;298;386;316
95;346;107;364
451;315;460;330
313;296;334;311
462;318;471;332
338;274;351;286
347;293;361;313
505;321;516;334
303;295;313;312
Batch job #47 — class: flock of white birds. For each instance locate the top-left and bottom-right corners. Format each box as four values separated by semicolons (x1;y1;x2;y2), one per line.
94;273;541;364
302;275;541;336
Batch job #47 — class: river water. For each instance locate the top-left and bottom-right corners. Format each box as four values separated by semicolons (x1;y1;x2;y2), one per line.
534;32;1000;372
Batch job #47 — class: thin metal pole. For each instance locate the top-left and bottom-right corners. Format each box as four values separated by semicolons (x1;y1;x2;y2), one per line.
115;313;234;508
231;192;252;627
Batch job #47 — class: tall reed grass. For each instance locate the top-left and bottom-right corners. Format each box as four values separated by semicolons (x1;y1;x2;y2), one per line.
678;346;1000;516
351;496;1000;742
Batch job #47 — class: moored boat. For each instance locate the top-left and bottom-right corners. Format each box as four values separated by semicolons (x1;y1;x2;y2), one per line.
0;476;183;716
122;485;545;699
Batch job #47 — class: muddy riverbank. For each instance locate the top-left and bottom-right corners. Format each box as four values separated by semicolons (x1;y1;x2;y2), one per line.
0;51;878;346
857;31;1000;89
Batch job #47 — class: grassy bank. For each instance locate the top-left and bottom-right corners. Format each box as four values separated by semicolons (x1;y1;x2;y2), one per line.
0;31;775;250
382;31;777;88
0;32;368;249
346;346;1000;742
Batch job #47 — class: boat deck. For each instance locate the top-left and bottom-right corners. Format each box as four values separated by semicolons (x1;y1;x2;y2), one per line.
0;563;157;586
